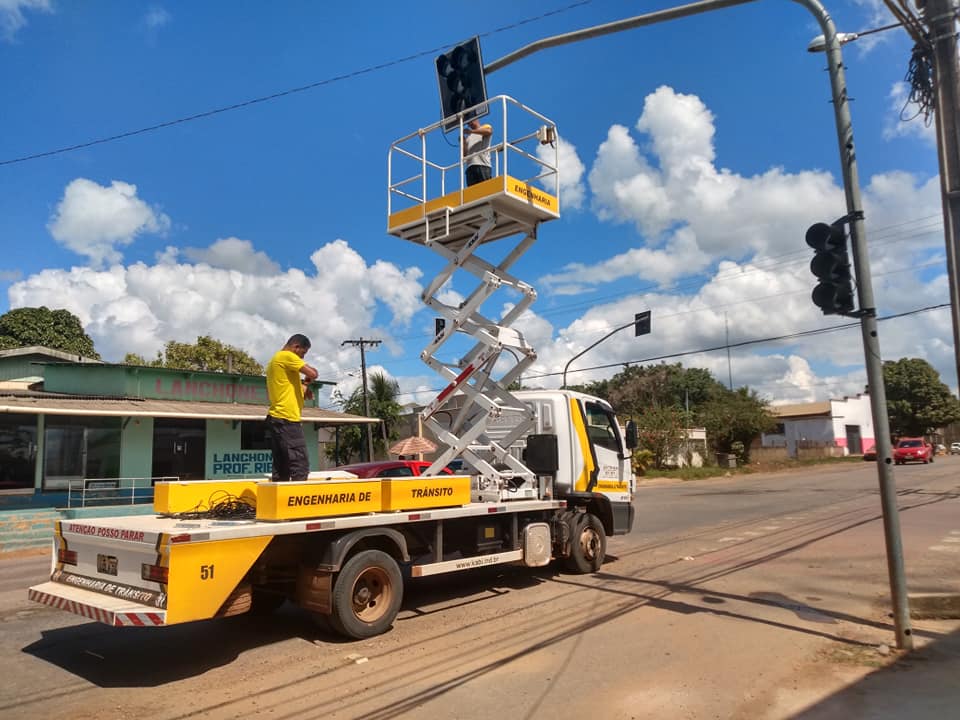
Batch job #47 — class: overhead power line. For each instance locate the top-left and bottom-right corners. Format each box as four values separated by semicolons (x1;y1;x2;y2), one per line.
499;302;952;383
0;1;593;167
343;301;950;403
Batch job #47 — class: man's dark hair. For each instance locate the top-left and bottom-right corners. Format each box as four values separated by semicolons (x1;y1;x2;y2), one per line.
286;333;311;350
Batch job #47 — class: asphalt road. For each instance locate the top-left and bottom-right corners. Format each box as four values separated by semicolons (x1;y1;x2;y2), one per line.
1;459;958;720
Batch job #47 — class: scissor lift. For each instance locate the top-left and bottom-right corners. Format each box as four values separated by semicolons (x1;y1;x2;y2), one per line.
387;95;560;501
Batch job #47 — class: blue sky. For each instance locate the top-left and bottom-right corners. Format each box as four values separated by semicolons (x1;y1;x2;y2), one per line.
0;0;951;409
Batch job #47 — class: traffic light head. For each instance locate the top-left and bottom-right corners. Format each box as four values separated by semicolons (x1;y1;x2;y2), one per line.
436;37;487;131
805;221;855;315
634;311;651;337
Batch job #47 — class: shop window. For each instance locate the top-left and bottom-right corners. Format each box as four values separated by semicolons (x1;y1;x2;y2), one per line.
43;416;121;490
241;420;270;450
152;418;205;481
0;414;37;492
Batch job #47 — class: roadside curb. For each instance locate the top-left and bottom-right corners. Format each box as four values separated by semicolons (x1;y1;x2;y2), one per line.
909;593;960;620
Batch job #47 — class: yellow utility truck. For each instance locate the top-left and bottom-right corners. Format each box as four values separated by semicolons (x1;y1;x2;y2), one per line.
29;96;638;638
29;388;635;638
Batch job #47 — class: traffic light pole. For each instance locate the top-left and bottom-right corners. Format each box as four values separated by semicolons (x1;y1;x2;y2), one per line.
562;319;634;389
486;0;913;649
923;0;960;394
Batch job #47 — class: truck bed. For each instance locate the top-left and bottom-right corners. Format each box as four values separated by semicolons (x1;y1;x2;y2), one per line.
29;498;568;627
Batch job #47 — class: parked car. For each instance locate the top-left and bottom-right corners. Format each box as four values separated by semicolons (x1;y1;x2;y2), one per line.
862;445;877;461
893;438;933;465
334;460;453;478
951;442;960;455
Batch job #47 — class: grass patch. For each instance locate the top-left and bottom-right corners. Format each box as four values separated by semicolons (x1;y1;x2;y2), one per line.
640;454;865;481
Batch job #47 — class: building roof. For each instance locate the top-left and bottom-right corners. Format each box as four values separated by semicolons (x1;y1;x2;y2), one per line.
770;401;832;418
0;393;378;425
0;345;102;364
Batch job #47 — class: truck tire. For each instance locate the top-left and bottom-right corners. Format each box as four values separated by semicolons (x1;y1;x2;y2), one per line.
329;550;403;639
564;513;606;574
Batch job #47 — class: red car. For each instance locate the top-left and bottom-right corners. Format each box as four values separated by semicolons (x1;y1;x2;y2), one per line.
335;460;453;478
893;438;933;465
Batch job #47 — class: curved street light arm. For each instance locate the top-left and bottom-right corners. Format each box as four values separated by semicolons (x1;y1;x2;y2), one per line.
562;319;634;389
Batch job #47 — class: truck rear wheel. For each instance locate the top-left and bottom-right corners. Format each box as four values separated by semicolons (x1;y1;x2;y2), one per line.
565;513;606;574
329;550;403;639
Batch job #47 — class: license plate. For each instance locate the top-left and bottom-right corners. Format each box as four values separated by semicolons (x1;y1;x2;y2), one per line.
97;554;118;576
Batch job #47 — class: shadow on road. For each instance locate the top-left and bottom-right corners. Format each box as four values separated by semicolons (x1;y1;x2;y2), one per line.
18;606;326;688
17;557;598;689
790;626;960;719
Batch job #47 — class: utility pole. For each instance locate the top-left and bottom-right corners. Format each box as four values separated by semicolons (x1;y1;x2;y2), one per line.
341;338;381;462
922;0;960;389
724;312;733;390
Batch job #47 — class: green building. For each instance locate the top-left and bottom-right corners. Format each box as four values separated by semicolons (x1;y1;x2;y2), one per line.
0;346;375;509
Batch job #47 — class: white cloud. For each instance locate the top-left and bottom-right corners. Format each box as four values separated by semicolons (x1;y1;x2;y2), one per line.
7;239;424;373
0;0;51;42
541;226;711;291
182;237;280;275
884;81;936;145
537;136;586;210
849;0;898;54
144;6;171;30
522;81;951;400
589;86;842;262
47;179;171;268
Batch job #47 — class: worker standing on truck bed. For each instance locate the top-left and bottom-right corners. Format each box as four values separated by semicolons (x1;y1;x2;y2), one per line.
266;334;319;481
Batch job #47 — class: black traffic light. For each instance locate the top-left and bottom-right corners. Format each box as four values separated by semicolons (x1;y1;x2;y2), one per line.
434;318;446;337
805;221;855;315
634;311;651;336
435;37;487;131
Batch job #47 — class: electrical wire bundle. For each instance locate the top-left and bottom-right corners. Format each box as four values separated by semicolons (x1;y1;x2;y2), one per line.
169;490;257;521
902;41;936;125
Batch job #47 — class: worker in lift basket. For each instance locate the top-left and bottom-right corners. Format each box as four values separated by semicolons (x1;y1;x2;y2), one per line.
265;334;319;481
463;117;493;187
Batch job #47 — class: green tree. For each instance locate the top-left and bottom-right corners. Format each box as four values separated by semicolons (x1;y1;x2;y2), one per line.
699;387;776;462
598;363;727;418
326;371;401;464
576;362;772;465
883;357;960;437
124;336;263;374
633;405;687;470
0;306;100;359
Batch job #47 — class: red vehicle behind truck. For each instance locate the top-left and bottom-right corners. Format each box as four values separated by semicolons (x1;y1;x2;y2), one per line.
893;437;933;465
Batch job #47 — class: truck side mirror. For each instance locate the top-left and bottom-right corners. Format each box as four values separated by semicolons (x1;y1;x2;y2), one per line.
524;434;559;474
625;420;638;450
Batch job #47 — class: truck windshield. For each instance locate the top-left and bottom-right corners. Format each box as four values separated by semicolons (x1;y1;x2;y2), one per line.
584;401;621;453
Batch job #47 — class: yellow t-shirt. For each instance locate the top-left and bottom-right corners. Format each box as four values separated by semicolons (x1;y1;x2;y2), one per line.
266;349;306;422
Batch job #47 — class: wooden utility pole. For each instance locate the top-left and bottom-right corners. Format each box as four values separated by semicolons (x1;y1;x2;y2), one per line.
922;0;960;388
341;338;381;461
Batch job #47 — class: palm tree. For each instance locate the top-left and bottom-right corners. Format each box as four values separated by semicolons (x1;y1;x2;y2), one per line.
329;371;402;463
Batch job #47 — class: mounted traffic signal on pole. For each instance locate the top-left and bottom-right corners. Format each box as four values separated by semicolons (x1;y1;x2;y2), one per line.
435;37;487;132
806;221;855;316
634;311;651;336
434;318;446;337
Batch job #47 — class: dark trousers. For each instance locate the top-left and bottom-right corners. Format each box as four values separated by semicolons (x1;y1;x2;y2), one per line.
266;415;309;481
466;165;491;187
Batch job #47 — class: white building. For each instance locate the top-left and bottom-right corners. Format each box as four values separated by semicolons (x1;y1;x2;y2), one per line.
762;393;875;458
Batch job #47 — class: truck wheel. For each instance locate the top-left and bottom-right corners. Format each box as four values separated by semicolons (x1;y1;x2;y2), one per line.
329;550;403;639
565;513;606;574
